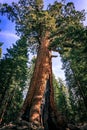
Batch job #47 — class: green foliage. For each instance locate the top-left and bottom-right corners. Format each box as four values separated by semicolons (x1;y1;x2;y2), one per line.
0;0;85;53
53;75;71;121
61;26;87;122
0;45;2;58
0;37;28;123
49;1;87;123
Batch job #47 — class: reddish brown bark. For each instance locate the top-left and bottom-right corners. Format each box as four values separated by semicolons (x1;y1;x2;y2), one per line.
18;33;67;130
19;33;52;121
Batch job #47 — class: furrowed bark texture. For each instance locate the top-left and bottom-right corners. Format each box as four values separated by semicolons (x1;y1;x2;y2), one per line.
20;34;52;120
18;33;67;130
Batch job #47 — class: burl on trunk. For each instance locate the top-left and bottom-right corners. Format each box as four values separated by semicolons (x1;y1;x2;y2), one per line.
18;33;67;130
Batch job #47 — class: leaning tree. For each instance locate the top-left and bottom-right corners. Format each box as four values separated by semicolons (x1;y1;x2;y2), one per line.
0;0;85;130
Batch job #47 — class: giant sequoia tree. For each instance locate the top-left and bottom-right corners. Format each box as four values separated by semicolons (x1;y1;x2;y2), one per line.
0;0;85;130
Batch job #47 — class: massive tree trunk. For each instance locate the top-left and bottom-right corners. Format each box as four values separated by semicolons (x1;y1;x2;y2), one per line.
0;36;68;130
17;33;67;130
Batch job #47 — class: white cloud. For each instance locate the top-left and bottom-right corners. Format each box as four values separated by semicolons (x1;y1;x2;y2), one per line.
0;31;19;39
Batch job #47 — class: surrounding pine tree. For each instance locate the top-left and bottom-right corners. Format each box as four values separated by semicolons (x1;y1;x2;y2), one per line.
53;76;72;122
0;37;28;124
61;26;87;123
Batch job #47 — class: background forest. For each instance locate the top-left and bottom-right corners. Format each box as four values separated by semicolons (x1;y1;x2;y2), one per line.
0;0;87;127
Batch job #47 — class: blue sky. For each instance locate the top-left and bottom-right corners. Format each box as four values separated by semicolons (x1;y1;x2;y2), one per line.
0;0;87;81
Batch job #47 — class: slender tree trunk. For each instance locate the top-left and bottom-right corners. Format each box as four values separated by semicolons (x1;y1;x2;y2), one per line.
0;71;14;124
71;65;87;109
18;33;67;130
0;87;16;124
77;80;87;109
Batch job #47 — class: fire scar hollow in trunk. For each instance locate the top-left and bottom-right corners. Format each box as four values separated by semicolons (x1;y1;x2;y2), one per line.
19;34;67;130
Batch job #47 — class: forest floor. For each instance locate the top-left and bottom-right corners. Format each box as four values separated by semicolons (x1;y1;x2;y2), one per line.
0;121;87;130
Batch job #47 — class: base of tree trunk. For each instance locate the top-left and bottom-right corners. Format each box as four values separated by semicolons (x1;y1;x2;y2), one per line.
0;120;44;130
1;120;87;130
